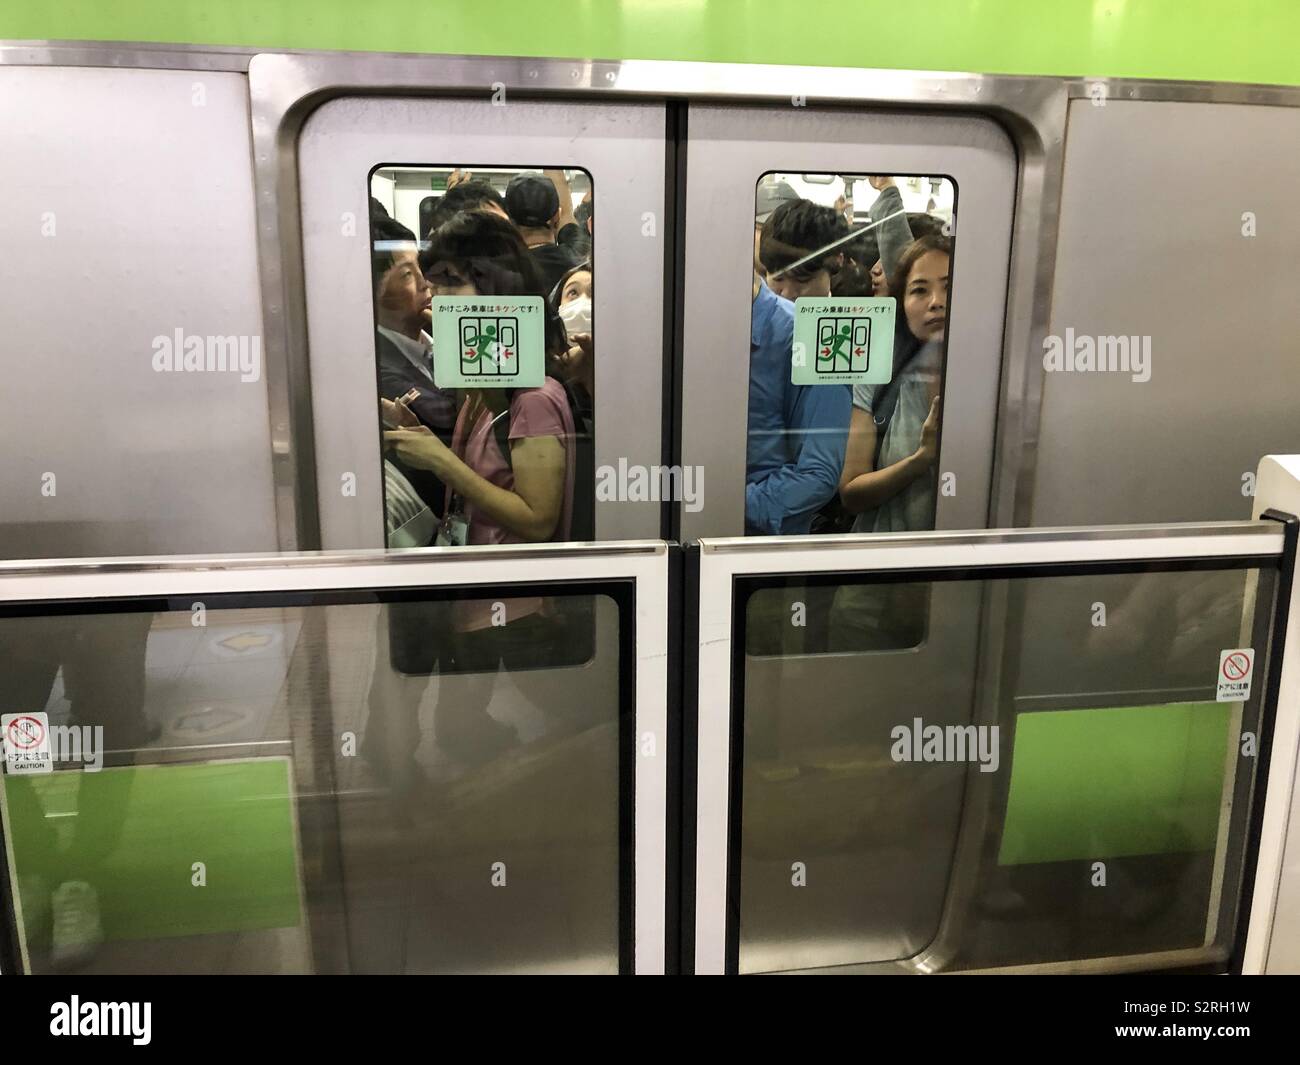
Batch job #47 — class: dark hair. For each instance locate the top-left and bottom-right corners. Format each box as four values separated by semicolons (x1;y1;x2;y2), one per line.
759;199;851;280
551;260;593;307
847;229;880;270
504;173;560;229
421;211;568;358
906;212;946;241
890;233;952;338
830;261;872;297
574;199;593;228
425;180;507;236
844;214;943;274
370;214;419;296
421;210;539;292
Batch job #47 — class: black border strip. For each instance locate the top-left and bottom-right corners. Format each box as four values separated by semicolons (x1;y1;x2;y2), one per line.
617;575;637;974
661;542;684;973
677;542;701;973
724;552;1285;975
662;103;688;543
0;751;20;975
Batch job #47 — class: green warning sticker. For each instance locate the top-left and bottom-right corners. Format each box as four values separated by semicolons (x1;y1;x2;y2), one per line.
792;296;896;386
432;295;545;388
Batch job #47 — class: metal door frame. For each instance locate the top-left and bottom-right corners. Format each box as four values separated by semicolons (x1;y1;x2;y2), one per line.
243;52;1070;551
677;104;1019;541
292;91;669;548
0;540;671;975
691;519;1296;974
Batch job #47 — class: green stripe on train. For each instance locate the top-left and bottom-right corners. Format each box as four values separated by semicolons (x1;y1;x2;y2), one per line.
3;757;301;941
2;1;1299;87
999;702;1233;866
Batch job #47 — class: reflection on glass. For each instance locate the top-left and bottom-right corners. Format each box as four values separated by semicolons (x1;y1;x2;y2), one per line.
0;590;623;974
748;173;957;651
736;565;1271;974
370;166;595;550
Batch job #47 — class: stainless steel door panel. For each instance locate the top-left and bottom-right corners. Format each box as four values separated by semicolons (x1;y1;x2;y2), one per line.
297;96;667;548
0;66;276;560
680;103;1017;541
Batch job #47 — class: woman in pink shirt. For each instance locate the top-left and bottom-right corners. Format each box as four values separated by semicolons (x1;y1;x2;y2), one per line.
384;211;581;759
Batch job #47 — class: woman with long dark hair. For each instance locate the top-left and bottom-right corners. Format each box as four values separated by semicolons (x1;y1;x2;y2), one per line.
386;211;577;546
380;211;584;760
831;233;951;650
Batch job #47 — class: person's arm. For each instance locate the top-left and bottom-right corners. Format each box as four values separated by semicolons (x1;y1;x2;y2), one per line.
839;397;939;514
553;333;595;400
381;383;456;434
384;428;565;541
377;344;457;432
543;169;577;229
867;177;914;286
745;384;852;534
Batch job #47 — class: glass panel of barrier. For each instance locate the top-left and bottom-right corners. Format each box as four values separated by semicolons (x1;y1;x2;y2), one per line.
0;546;666;974
694;524;1290;974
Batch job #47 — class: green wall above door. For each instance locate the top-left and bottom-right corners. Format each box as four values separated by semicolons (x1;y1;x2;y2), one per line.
3;0;1300;87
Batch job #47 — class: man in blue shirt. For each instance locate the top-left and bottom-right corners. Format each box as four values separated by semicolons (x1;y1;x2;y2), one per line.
746;278;851;535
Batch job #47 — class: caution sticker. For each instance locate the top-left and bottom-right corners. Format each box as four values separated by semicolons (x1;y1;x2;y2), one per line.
1;712;53;775
432;295;545;389
1216;648;1255;702
792;296;896;385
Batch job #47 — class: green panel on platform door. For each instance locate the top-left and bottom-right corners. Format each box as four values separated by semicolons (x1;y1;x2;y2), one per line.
2;757;301;942
999;702;1233;866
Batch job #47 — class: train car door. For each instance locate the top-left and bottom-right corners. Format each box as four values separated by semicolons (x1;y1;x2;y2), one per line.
246;60;674;971
678;104;1017;970
679;104;1015;541
294;90;669;548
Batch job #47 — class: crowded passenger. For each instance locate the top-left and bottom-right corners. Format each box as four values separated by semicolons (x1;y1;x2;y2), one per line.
371;212;457;518
748;197;853;535
753;178;799;286
377;209;587;758
503;169;586;294
571;192;594;260
552;261;595;408
831;232;951;647
425;171;510;233
860;175;916;297
385;210;579;546
760;198;851;301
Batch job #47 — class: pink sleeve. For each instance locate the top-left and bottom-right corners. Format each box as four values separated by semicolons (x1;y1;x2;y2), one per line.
508;380;573;441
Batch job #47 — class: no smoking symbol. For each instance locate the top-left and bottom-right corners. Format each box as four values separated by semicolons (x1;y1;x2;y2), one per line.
6;715;44;750
1223;652;1251;682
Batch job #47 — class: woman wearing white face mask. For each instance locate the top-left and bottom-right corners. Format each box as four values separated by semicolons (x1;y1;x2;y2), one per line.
553;263;594;405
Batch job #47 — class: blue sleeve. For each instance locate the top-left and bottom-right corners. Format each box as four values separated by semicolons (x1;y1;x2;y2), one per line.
745;384;852;534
